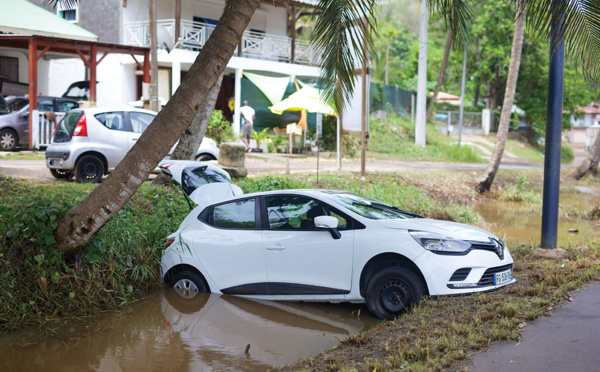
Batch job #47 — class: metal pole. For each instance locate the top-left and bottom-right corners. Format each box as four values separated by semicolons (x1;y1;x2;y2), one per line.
414;0;428;147
541;2;565;249
447;112;451;136
458;46;467;147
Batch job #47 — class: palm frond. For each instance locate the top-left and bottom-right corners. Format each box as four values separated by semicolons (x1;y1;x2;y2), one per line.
428;0;473;49
44;0;79;9
310;0;378;113
527;0;600;86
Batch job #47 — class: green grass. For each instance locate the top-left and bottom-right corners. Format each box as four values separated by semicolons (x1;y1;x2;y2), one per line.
0;151;45;160
368;114;485;163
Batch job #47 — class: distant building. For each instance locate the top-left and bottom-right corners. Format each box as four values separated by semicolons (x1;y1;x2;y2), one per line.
568;102;600;148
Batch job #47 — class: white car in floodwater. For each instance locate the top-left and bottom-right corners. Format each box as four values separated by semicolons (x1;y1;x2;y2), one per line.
159;160;515;319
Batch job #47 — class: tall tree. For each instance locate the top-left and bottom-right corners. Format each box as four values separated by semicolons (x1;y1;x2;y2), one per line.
426;27;453;122
53;0;377;252
572;133;600;179
476;3;527;193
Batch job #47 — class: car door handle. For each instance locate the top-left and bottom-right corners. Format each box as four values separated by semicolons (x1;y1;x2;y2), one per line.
131;138;139;141
266;244;285;251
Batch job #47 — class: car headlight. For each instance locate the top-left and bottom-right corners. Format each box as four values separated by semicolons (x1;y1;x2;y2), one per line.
409;231;472;253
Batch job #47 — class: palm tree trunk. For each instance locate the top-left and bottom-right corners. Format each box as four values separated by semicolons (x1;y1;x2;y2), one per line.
476;4;527;193
54;0;260;252
572;131;600;179
426;27;453;123
152;74;224;185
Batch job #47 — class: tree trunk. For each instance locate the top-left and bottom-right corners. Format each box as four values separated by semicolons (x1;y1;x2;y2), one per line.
476;4;527;193
426;27;453;123
54;0;260;253
152;74;224;185
572;132;600;179
473;36;481;107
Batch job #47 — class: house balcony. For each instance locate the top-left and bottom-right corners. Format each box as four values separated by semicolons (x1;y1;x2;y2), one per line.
124;19;321;67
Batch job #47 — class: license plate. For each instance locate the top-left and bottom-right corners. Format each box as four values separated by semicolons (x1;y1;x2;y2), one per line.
494;268;512;285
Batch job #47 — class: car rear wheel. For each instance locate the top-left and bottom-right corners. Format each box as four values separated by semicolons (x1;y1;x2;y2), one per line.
365;267;426;320
195;153;215;161
50;169;73;180
0;129;17;151
171;270;209;300
75;155;104;183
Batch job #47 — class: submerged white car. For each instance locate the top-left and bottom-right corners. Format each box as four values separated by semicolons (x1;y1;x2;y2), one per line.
160;161;515;319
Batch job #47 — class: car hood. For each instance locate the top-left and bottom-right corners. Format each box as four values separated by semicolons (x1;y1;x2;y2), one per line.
378;218;498;242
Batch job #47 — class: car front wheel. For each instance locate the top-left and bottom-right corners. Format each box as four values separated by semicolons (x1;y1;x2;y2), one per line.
0;129;18;151
171;270;209;300
75;155;104;183
50;168;73;180
365;267;426;320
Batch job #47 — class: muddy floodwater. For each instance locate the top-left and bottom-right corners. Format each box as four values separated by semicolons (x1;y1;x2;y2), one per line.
475;187;600;246
0;290;378;371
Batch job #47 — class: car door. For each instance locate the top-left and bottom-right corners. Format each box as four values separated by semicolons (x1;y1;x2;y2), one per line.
262;195;354;295
126;111;155;150
192;197;269;294
91;111;130;169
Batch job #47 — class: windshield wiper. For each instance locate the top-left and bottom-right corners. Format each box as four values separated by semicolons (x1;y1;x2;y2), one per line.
370;202;423;218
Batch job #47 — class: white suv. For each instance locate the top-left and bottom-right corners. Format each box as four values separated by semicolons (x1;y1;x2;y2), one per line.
45;107;220;182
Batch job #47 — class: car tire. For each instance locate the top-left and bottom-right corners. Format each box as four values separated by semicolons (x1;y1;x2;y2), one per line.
0;128;18;151
50;168;73;180
75;155;104;183
195;153;215;161
171;270;209;300
365;266;426;320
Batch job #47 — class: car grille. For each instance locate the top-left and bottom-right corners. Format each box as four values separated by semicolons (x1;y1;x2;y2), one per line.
449;268;472;281
470;239;505;259
477;264;513;287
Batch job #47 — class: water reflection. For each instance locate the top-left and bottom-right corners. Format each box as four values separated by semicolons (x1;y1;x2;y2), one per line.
474;188;600;246
0;290;375;371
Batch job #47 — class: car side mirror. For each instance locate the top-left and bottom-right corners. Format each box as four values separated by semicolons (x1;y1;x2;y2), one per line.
314;216;341;240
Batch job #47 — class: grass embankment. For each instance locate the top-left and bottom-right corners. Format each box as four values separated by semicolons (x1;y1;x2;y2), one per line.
0;176;188;331
367;115;483;163
0;151;45;160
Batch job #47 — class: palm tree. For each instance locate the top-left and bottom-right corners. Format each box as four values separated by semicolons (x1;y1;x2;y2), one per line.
476;3;527;193
426;27;453;123
53;0;378;252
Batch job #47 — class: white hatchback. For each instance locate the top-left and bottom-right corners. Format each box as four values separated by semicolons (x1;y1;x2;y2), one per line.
160;162;515;319
45;107;220;182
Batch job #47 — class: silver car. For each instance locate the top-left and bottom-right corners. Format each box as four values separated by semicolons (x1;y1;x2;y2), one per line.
45;107;220;182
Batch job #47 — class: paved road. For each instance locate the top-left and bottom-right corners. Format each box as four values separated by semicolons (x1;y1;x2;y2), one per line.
470;280;600;372
0;155;547;181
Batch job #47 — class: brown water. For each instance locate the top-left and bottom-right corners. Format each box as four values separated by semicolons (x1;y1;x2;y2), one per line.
474;187;600;247
0;290;377;371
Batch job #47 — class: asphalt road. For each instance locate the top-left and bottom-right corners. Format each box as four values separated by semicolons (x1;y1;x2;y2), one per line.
0;154;546;181
469;280;600;372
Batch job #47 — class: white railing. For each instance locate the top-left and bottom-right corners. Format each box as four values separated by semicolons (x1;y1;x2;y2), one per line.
124;18;320;66
31;110;65;149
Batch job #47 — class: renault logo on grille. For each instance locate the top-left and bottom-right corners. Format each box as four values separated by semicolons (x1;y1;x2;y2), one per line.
493;239;504;259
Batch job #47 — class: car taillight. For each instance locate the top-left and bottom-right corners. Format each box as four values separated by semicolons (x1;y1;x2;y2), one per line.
73;114;88;137
160;163;173;169
52;118;63;137
165;238;175;248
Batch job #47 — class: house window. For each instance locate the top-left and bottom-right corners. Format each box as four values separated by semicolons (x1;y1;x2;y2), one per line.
57;2;78;23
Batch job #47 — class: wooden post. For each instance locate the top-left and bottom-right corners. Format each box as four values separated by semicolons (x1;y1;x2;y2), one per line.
290;5;296;63
89;44;97;104
175;0;181;43
28;38;38;149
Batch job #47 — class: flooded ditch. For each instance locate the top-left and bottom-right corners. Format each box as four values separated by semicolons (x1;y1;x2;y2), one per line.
1;187;598;371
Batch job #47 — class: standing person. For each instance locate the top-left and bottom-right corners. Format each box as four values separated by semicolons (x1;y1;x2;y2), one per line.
239;101;255;152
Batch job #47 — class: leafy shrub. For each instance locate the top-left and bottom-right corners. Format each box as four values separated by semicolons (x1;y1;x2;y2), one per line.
206;110;236;145
499;175;541;203
561;145;574;164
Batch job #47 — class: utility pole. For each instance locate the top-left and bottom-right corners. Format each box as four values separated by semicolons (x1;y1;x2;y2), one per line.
415;0;428;147
457;46;467;147
149;0;159;112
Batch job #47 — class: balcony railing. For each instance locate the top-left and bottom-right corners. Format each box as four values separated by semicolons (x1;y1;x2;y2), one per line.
124;19;320;66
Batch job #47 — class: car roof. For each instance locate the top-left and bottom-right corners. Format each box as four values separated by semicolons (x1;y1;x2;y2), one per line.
68;106;157;115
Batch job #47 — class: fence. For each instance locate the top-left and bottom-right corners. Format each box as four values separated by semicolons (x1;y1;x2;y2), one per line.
369;82;413;117
433;111;484;135
31;110;64;149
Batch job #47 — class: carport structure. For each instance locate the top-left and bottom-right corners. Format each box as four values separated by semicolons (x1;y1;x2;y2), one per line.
0;35;150;148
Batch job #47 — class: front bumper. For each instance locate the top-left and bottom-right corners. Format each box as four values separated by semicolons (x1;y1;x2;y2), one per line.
416;247;516;296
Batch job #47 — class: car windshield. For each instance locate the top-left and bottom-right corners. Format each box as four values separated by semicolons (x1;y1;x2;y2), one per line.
323;191;420;220
52;111;83;143
181;166;232;196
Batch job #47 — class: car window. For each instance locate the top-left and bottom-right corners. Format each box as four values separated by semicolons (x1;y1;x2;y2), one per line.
266;195;337;230
94;112;127;131
181;166;232;195
57;100;79;112
38;100;53;112
324;191;419;220
52;111;83;143
4;97;28;113
212;199;256;229
129;112;155;133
